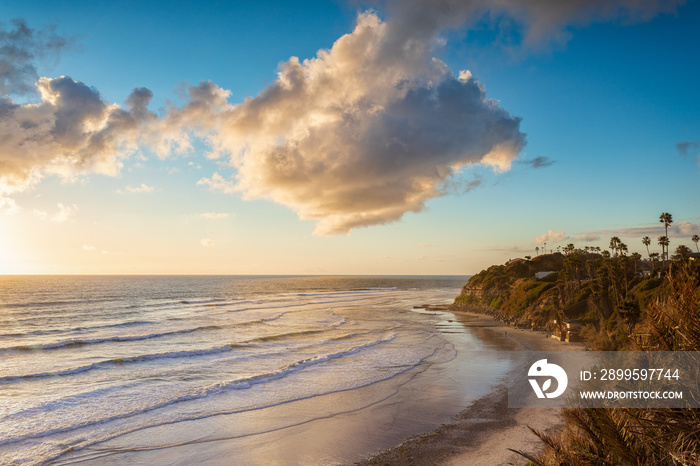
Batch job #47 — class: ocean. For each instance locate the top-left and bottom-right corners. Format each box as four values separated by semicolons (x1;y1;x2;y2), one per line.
0;275;509;465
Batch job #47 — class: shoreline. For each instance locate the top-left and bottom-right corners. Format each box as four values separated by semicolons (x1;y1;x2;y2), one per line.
356;310;586;466
51;304;583;465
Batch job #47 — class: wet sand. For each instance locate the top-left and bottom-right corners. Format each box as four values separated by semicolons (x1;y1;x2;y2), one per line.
357;311;585;466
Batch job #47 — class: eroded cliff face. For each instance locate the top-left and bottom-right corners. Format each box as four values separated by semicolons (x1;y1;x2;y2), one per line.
451;254;566;328
450;252;683;349
454;254;563;305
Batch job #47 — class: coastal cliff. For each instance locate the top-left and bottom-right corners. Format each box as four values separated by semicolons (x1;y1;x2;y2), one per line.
451;252;700;464
450;251;696;350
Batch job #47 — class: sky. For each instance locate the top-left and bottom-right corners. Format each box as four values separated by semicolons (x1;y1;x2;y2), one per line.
0;0;698;275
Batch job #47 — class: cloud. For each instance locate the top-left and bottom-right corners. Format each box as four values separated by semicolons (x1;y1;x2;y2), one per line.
674;221;697;236
201;238;214;247
384;0;686;51
33;202;77;222
200;212;231;219
577;222;700;240
479;245;531;253
83;245;96;251
0;18;75;96
2;5;683;233
676;141;699;156
535;229;568;244
175;12;525;235
124;183;155;193
0;76;156;194
175;1;680;235
575;232;600;242
0;196;19;214
677;141;700;166
598;226;664;237
442;174;483;195
519;155;555;169
197;172;236;194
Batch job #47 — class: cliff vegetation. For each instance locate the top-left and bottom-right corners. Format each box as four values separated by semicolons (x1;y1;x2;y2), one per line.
451;246;699;351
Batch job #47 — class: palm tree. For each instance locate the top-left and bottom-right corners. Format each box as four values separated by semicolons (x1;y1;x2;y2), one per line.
650;252;660;271
619;242;628;256
630;252;642;275
609;236;622;257
693;234;699;252
642;236;651;258
674;245;692;261
659;212;673;259
658;236;669;267
535;246;540;256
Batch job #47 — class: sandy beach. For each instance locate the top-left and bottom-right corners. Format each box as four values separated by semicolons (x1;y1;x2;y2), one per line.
357;311;586;466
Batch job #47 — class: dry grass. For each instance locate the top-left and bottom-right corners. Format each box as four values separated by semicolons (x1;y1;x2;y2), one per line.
512;262;700;466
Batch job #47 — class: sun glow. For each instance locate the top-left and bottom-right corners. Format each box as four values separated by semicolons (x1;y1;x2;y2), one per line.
0;218;29;274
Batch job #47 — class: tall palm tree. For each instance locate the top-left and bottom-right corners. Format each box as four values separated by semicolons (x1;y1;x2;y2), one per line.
693;234;699;253
649;252;659;268
535;246;539;256
631;252;642;275
659;212;673;259
658;236;669;267
609;236;622;257
619;242;628;256
642;236;651;258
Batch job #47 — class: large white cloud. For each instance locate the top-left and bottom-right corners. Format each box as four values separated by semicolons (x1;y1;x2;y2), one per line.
187;12;525;234
187;0;685;234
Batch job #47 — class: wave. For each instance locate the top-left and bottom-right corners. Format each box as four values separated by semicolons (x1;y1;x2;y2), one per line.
0;325;222;353
48;340;431;466
0;320;154;339
0;343;245;383
331;318;347;327
234;312;286;326
297;288;397;297
248;329;325;343
1;320;348;383
0;331;398;448
261;312;285;322
82;320;155;330
179;299;225;305
0;297;121;311
0;328;65;339
209;331;397;390
177;299;259;308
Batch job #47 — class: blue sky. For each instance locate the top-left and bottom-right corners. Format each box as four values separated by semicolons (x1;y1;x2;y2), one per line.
0;0;698;274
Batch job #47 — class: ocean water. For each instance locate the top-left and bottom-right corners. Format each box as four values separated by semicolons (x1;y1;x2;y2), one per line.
0;275;506;465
